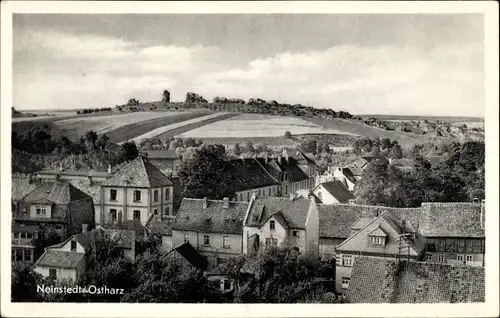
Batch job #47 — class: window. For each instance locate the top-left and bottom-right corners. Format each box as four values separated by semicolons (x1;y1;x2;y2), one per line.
466;255;473;262
223;279;231;290
70;240;77;251
55;224;63;231
438;254;445;262
26;233;33;239
154;190;159;202
293;247;300;253
342;255;353;267
110;189;117;201
164;207;170;216
184;234;189;243
36;205;47;216
223;236;230;248
24;250;32;262
203;235;210;246
457;254;464;262
110;209;117;222
165;188;170;200
293;231;299;237
342;277;350;289
265;238;278;249
285;185;288;195
49;268;57;279
371;236;385;245
335;256;341;265
154;209;158;215
270;220;275;230
425;254;433;261
133;210;141;221
426;242;436;252
16;249;23;261
247;192;250;201
268;188;271;196
133;190;141;202
317;192;322;201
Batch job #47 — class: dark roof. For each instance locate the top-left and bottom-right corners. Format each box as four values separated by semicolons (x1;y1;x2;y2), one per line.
147;219;175;236
103;220;149;240
274;157;309;182
22;181;92;204
170;242;208;270
419;203;484;238
335;211;423;256
70;228;135;250
67;179;102;204
245;197;311;229
103;155;173;187
295;189;322;203
11;175;42;201
228;159;279;192
283;149;316;166
315;180;354;203
317;204;421;239
144;150;180;160
340;167;357;184
74;233;93;250
12;222;40;233
347;257;485;303
36;169;111;178
173;198;248;234
35;250;85;269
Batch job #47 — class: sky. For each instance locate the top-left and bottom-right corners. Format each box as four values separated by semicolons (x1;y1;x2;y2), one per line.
13;14;484;117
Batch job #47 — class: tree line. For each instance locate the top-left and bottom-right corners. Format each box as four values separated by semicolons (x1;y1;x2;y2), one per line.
77;107;113;115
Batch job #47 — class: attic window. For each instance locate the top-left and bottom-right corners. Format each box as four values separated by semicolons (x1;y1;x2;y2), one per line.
370;236;385;245
270;220;275;230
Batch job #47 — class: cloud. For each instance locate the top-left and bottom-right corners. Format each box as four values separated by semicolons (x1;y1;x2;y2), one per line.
13;29;483;117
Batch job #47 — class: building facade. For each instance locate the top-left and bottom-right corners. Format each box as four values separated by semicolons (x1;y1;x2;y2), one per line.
143;150;182;176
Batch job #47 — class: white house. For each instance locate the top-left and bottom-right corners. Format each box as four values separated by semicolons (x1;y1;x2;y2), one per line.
312;181;355;205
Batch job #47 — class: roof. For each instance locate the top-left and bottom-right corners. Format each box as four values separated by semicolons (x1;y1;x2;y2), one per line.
143;150;180;160
147;218;175;236
390;159;415;167
11;175;42;201
346;257;485;303
36;169;112;178
274;157;309;182
350;217;375;231
419;202;484;238
295;189;322;203
67;179;102;204
21;181;92;204
315;180;354;203
12;222;40;233
335;211;423;257
102;155;173;188
169;242;208;270
317;204;382;239
65;228;135;250
339;167;357;184
245;197;312;229
103;220;149;240
173;198;249;234
283;149;316;166
35;250;85;269
228;158;279;192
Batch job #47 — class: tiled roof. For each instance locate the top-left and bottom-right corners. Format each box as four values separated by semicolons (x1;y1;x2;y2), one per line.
335;212;423;257
173;198;248;234
346;257;485;303
274;157;309;182
169;242;208;270
147;218;175;236
315;180;354;203
295;189;322;203
103;155;173;188
36;169;111;178
317;204;382;239
12;222;40;233
419;203;484;238
67;179;102;204
22;181;92;204
340;167;357;184
103;220;149;241
71;228;135;250
11;175;42;201
350;217;375;231
35;250;85;269
144;150;180;160
283;149;316;166
245;197;311;229
228;159;279;192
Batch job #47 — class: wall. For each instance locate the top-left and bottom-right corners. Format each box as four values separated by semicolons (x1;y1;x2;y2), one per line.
313;185;340;205
243;216;288;255
29;204;52;219
34;266;77;282
235;185;279;202
172;230;242;259
157;235;173;254
285;229;307;254
54;238;86;253
67;198;95;235
319;237;344;261
304;199;319;258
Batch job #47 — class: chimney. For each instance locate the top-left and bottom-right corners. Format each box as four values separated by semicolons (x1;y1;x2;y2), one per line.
223;197;230;209
82;224;88;233
118;210;123;225
27;173;33;184
108;164;112;173
203;197;208;209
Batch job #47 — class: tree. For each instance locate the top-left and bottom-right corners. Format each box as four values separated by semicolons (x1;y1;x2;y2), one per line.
178;144;234;199
121;142;139;161
245;141;255;154
284;131;292;139
353;158;391;205
162;90;171;103
96;134;110;151
299;139;317;155
233;143;242;156
389;144;403;159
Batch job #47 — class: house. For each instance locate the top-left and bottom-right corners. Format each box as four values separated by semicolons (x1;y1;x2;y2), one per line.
346;257;485;303
34;226;136;282
98;155;175;226
13;180;95;241
419;202;485;267
11;173;40;205
228;158;281;202
312;180;355;204
315;167;357;191
147;218;175;254
172;197;249;268
164;241;209;271
347;156;375;179
295;189;322;203
11;222;40;264
242;194;319;258
204;267;235;294
281;148;317;178
67;179;102;229
35;165;113;183
143;150;182;176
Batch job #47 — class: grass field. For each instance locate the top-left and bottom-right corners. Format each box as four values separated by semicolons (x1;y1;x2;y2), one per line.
196;136;297;147
176;114;360;139
123;112;235;144
360;114;484;122
55;111;193;140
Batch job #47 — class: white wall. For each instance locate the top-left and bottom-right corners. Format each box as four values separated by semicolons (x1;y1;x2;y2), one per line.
29;204;52;219
313;185;341;205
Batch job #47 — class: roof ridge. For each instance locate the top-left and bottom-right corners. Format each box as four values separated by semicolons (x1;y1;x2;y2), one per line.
139;156;152;188
335;212;388;250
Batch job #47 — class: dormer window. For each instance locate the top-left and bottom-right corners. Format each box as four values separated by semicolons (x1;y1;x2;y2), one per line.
270;220;275;230
368;226;387;246
36;205;47;216
371;236;386;245
70;240;77;251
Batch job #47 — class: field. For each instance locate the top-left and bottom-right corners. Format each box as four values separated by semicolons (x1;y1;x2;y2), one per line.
176;114;360;139
361;114;484;122
55;111;196;140
123;112;236;144
198;136;297;148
